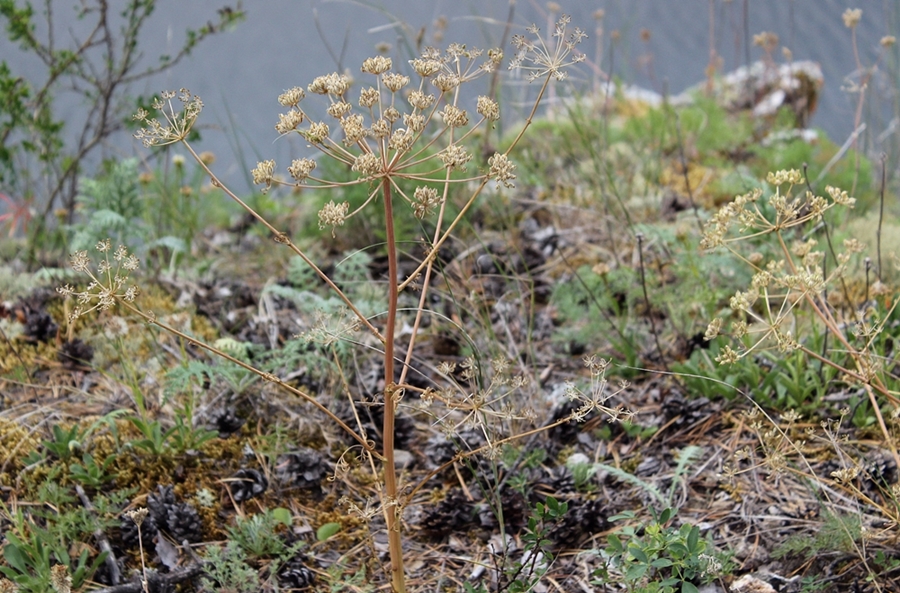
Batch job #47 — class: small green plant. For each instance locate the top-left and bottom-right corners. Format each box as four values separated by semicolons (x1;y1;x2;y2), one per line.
594;508;721;593
594;445;702;509
68;452;117;489
0;501;109;593
772;509;861;560
0;0;243;260
199;541;262;593
465;496;567;593
69;158;145;252
127;416;176;456
42;423;85;462
227;509;294;559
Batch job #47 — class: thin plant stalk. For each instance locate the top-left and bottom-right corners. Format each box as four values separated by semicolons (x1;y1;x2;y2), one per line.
379;176;405;592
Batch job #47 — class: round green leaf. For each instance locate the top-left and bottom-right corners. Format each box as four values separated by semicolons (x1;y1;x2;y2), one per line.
317;521;341;541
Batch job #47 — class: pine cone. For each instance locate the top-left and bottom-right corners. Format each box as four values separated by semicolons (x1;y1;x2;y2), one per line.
862;450;898;496
419;488;475;539
332;398;415;450
58;338;94;368
230;468;268;502
423;429;486;469
549;496;608;548
120;512;158;551
147;485;176;530
477;488;528;533
23;309;57;342
536;465;576;497
662;392;711;427
278;555;315;590
208;407;245;436
166;502;203;544
277;449;328;489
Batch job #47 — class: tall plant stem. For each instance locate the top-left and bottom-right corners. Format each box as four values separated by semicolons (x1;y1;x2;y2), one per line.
380;177;405;593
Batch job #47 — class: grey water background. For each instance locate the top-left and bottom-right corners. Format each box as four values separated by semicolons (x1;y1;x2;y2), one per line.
3;0;899;196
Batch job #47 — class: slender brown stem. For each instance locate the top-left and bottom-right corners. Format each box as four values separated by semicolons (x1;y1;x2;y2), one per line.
379;178;405;593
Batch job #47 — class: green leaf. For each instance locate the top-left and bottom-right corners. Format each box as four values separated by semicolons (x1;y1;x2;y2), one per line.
652;558;674;568
659;507;673;524
687;525;700;553
624;563;649;582
607;534;624;553
316;522;341;541
271;507;292;527
682;583;700;593
629;545;649;563
609;511;636;522
3;543;28;574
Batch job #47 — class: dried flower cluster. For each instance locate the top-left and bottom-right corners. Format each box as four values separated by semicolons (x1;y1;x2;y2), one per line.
131;18;585;242
57;239;140;322
510;14;587;81
133;88;203;147
701;171;868;367
563;355;633;423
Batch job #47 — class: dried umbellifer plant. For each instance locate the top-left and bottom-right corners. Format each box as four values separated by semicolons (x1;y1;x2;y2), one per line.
701;169;900;469
61;16;594;592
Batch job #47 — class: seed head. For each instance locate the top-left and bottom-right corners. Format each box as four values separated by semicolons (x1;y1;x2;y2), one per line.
825;185;856;207
413;186;441;219
370;118;390;138
302;121;330;144
410;57;443;77
278;87;306;106
361;55;392;75
704;318;722;341
408;90;435;111
340;114;367;145
842;8;862;28
403;113;425;132
432;73;460;92
309;72;351;96
288;158;317;182
252;159;277;192
510;15;586;81
488;152;517;188
50;565;71;593
439;144;471;171
476;96;500;121
388;128;414;152
319;200;350;236
133;88;203;147
327;101;353;119
439;104;469;128
352;152;382;177
383;106;400;123
715;345;740;365
275;109;305;134
359;87;380;108
125;508;149;526
382;72;409;92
